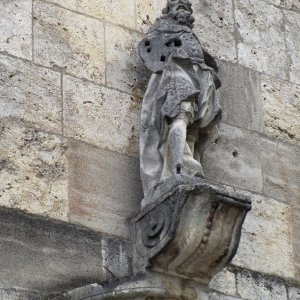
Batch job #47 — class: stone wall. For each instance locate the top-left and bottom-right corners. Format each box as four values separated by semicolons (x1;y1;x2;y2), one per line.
0;0;299;298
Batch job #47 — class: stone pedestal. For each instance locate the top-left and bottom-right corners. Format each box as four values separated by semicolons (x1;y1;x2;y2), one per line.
60;176;251;299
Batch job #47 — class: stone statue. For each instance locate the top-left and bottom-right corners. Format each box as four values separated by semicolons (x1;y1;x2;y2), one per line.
139;0;222;198
60;2;252;298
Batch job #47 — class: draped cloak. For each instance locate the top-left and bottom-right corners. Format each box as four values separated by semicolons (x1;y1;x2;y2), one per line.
139;17;222;197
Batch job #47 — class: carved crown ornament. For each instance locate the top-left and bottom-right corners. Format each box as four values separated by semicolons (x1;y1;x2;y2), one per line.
60;1;251;299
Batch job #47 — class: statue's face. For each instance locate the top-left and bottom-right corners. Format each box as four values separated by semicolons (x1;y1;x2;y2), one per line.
168;0;192;14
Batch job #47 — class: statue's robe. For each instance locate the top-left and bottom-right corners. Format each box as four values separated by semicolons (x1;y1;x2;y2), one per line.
139;16;222;197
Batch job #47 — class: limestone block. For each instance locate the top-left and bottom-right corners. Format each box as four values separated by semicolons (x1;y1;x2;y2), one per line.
78;0;135;29
0;288;41;300
46;0;78;11
209;269;237;296
0;120;68;221
0;54;62;134
232;193;295;279
63;75;140;157
235;0;289;80
209;292;241;300
261;138;300;203
192;0;236;62
0;207;129;293
288;286;300;300
0;0;32;60
34;1;105;84
105;24;150;97
286;0;300;11
136;0;167;32
67;140;142;238
236;269;288;300
262;75;300;144
202;123;262;193
293;194;300;281
285;10;300;85
218;61;262;131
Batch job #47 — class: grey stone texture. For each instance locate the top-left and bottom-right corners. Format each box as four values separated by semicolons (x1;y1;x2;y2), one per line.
0;207;130;295
285;10;300;85
209;292;241;300
67;139;142;238
209;269;237;296
136;0;167;32
0;55;62;134
105;24;149;97
47;0;136;29
285;0;300;11
217;61;263;131
63;75;140;157
262;75;300;144
192;0;237;62
234;0;289;80
0;0;32;60
236;269;288;300
288;286;300;300
261;138;300;204
0;288;41;300
202;123;262;193
0;119;68;221
34;0;106;84
232;193;294;279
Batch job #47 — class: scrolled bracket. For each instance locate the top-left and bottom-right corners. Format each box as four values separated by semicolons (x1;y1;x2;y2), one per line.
133;175;252;284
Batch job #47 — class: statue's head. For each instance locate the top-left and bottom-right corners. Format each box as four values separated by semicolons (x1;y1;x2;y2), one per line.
162;0;195;27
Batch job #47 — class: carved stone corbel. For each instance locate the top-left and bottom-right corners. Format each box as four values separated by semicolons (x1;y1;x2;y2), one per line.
133;176;251;284
58;176;251;300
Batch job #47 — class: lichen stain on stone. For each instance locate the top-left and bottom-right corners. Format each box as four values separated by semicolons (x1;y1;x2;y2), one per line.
125;125;139;157
129;87;143;114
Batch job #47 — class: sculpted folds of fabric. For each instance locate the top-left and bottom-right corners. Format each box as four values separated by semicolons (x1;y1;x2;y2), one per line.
139;0;222;198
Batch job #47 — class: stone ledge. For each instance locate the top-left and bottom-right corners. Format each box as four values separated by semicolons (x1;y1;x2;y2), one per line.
0;206;131;295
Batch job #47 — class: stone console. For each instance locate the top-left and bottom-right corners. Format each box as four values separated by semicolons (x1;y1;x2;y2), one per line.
58;176;251;299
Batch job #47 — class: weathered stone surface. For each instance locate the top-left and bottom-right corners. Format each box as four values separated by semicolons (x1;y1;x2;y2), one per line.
135;176;251;283
192;0;236;62
0;0;32;60
232;193;295;279
285;10;300;85
235;0;289;80
202;123;262;193
0;288;41;300
46;0;78;11
286;0;300;10
261;138;300;204
105;24;149;97
236;269;288;300
34;1;105;84
288;286;300;300
0;207;131;294
262;75;300;144
63;75;140;157
218;61;262;131
136;0;167;32
209;269;237;296
0;120;68;221
292;177;300;281
209;292;241;300
0;54;62;134
67;140;142;238
78;0;135;29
